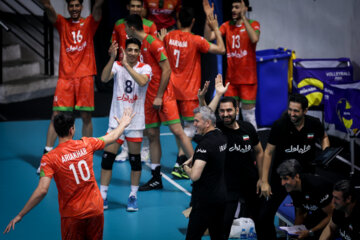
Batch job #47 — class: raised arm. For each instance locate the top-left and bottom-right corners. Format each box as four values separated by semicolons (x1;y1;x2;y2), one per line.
101;41;118;82
198;81;210;107
92;0;104;22
4;176;51;234
240;1;259;44
207;13;225;55
101;108;134;145
202;0;216;41
207;74;229;111
40;0;57;24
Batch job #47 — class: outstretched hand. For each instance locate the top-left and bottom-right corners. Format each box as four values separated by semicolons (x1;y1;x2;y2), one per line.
198;81;210;100
215;74;229;96
3;215;22;234
157;28;167;41
115;108;135;128
207;12;219;30
202;0;214;17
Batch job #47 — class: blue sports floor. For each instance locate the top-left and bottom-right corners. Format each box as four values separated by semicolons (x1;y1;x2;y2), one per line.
0;117;205;240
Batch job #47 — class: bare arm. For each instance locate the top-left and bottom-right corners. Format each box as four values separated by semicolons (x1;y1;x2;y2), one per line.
4;177;51;234
319;218;338;240
101;41;117;82
183;159;207;182
101;108;134;145
254;142;264;194
121;48;149;86
294;207;306;225
153;59;171;109
240;1;259;44
207;74;229;111
92;0;104;22
206;13;225;55
40;0;57;24
321;132;330;150
260;143;276;198
202;0;216;41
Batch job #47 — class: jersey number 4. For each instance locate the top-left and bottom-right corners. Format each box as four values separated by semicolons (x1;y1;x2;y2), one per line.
71;30;83;44
69;160;90;184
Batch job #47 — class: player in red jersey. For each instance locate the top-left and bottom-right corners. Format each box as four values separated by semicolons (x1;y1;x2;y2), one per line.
158;7;225;178
143;0;181;31
3;109;134;239
111;0;157;163
203;0;260;130
39;0;104;171
125;14;194;191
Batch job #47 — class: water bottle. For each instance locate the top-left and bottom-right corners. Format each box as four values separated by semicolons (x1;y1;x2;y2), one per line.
240;228;247;239
248;227;257;240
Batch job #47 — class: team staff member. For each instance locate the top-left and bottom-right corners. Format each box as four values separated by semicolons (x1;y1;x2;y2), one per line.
4;110;134;239
277;159;334;239
143;0;181;31
40;0;104;164
111;0;157;162
125;14;194;191
158;8;225;178
203;0;260;129
99;38;151;211
182;106;227;240
259;93;330;240
199;74;264;239
320;180;360;240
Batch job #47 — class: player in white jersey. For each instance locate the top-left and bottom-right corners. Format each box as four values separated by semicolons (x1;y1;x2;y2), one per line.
99;38;151;211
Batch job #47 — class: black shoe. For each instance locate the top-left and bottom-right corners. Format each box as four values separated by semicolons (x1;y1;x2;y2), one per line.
139;177;163;191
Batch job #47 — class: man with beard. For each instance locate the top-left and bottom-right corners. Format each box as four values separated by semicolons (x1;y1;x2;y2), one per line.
320;179;360;240
203;0;260;129
198;74;264;239
259;93;330;239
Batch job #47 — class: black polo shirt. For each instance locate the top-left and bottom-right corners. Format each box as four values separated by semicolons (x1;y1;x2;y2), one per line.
332;201;360;240
191;128;227;207
217;120;259;193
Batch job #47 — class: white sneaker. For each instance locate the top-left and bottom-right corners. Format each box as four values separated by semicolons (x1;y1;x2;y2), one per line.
115;149;129;162
141;147;150;162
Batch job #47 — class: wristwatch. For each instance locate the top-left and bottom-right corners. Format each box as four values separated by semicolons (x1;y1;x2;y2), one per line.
308;229;314;237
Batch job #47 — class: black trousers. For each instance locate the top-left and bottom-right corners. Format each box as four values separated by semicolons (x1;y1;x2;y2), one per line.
186;202;226;240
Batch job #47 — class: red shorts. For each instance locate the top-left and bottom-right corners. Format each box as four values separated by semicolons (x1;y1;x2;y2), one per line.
177;99;199;121
145;96;180;128
53;75;94;112
224;82;257;104
61;214;104;240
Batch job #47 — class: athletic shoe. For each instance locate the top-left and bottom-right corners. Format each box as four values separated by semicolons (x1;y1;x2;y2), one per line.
103;199;109;210
141;147;150;162
181;168;189;179
139;177;163;191
126;196;138;212
171;166;183;178
115;149;128;162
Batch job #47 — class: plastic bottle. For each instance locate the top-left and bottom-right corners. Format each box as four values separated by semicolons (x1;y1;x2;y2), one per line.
240;228;247;239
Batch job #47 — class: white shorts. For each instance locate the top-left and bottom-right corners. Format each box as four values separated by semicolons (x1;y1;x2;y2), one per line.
106;128;143;145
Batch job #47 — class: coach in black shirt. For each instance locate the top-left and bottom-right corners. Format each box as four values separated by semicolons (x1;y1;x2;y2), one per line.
183;106;227;240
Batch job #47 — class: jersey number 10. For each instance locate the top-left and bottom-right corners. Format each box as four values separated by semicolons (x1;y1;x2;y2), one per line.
69;160;91;184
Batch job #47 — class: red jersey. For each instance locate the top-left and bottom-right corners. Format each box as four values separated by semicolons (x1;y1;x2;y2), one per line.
111;17;157;58
220;19;260;84
55;15;99;78
144;0;181;30
164;30;210;100
40;137;105;219
141;34;174;99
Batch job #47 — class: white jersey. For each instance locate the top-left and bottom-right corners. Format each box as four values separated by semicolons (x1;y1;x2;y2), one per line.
109;61;152;130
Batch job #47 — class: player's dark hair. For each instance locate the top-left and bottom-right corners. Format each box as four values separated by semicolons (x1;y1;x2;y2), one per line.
125;14;144;31
219;96;238;109
127;0;143;5
126;38;142;49
54;112;75;138
334;179;358;202
179;7;194;28
66;0;83;4
276;159;302;178
289;93;308;110
233;0;252;12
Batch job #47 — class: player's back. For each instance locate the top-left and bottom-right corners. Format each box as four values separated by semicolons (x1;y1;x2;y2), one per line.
40;137;104;219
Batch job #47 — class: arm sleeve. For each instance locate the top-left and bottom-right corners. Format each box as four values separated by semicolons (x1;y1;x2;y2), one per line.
251;20;260;33
195;35;211;53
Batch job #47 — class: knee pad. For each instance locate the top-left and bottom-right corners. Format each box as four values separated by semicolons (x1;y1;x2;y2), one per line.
101;151;116;170
129;154;142;171
183;121;196;138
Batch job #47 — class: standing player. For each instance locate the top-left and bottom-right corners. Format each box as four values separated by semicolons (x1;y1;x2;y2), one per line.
203;0;260;129
39;0;104;171
99;38;151;211
3;110;134;239
143;0;181;31
111;0;157;162
125;14;194;191
158;8;225;179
